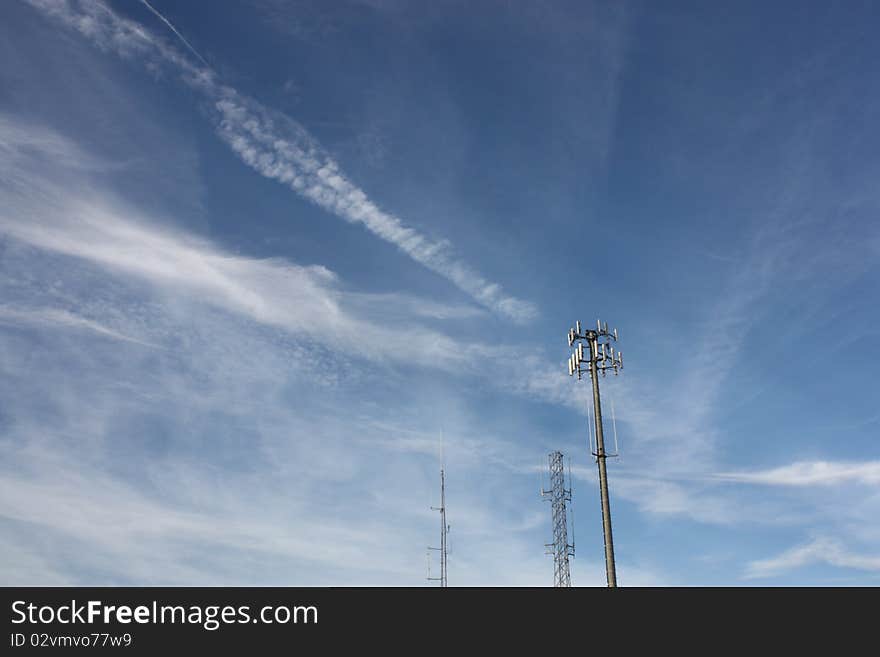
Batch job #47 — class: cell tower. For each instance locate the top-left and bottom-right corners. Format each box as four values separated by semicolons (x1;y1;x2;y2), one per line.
542;451;575;587
427;469;449;587
567;319;624;588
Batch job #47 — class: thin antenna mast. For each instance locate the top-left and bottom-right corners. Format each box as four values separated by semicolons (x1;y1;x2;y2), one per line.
428;468;449;587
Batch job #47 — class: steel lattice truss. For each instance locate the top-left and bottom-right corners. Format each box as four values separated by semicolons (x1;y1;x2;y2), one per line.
544;451;575;587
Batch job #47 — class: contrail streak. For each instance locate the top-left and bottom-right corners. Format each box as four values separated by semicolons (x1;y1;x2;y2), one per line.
26;0;537;322
138;0;209;67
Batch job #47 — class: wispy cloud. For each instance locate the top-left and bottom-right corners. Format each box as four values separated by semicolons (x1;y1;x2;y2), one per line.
717;460;880;487
745;537;880;579
24;0;537;322
0;114;107;177
0;186;485;374
0;305;157;348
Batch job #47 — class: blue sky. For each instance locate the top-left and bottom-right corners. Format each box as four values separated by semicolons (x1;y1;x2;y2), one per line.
1;0;878;586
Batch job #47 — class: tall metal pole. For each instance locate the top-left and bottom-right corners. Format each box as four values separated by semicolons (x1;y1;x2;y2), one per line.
428;468;449;587
587;336;617;588
568;319;623;588
439;469;447;587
